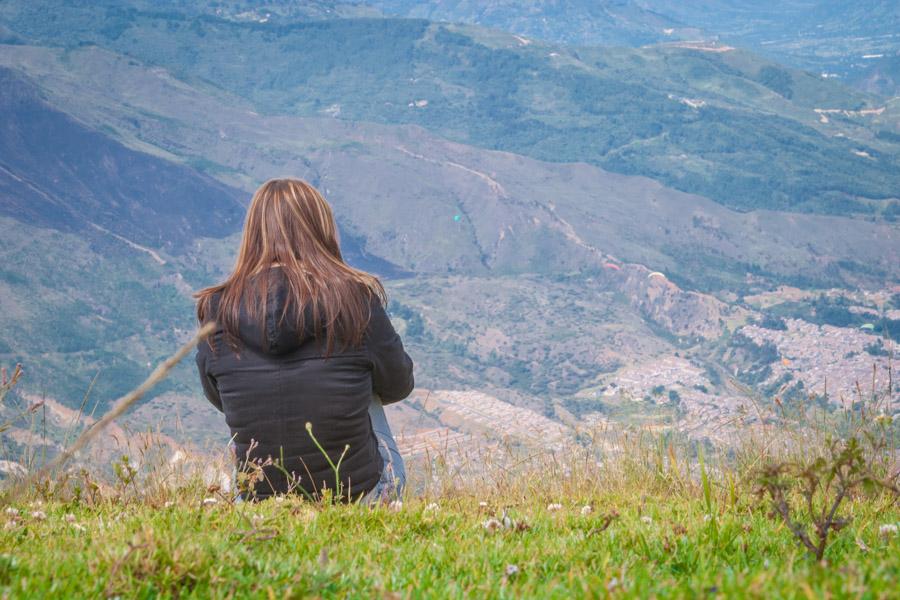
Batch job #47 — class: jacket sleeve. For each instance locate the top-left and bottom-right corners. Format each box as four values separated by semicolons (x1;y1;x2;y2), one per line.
366;300;415;404
196;343;223;412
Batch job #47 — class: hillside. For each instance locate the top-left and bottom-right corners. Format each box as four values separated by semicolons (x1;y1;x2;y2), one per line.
365;0;900;94
360;0;689;46
0;3;896;460
1;1;898;216
0;69;245;249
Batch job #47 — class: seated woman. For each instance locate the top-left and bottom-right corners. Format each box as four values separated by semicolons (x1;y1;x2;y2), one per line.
194;178;414;502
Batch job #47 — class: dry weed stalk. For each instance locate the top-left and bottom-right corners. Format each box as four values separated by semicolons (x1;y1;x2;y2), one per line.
0;322;216;504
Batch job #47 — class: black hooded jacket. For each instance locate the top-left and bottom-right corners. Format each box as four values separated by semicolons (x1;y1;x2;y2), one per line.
195;270;414;500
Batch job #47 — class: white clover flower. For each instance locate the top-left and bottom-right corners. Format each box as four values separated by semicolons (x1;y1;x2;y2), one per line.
64;513;76;523
30;510;47;521
202;497;219;506
580;505;593;516
71;523;86;533
505;564;519;577
424;502;439;512
389;500;403;512
478;501;488;508
879;523;898;538
4;508;19;517
4;520;18;531
251;514;265;527
703;514;713;523
163;501;175;508
482;518;502;532
547;503;563;512
640;516;653;524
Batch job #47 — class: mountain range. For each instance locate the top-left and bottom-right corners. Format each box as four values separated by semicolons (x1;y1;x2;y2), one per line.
0;1;896;452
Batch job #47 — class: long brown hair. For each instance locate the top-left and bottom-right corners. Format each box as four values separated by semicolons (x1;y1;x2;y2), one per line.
195;178;385;353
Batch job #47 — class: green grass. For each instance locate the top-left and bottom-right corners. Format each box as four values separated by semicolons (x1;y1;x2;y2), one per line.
2;470;898;597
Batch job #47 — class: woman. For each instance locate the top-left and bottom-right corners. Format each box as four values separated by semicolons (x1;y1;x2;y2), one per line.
194;178;414;502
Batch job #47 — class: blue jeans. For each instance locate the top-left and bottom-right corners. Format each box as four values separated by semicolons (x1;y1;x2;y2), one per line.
362;394;406;503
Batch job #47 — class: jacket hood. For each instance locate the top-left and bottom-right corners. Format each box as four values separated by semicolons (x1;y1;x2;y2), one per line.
235;269;312;356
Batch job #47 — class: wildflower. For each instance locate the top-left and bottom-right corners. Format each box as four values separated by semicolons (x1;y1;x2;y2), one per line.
580;505;593;516
251;514;265;527
64;513;76;523
874;413;892;426
163;501;175;508
855;537;870;552
607;577;620;591
505;564;519;577
274;496;285;504
4;520;18;531
640;516;653;524
547;503;563;512
703;514;713;523
202;497;219;506
878;524;898;538
71;523;86;533
478;501;488;508
4;508;19;517
30;510;46;521
482;518;502;532
424;502;439;512
389;500;403;512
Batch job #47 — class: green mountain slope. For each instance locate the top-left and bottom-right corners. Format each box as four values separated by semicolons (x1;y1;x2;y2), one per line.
360;0;687;46
1;2;897;216
4;44;895;291
365;1;900;94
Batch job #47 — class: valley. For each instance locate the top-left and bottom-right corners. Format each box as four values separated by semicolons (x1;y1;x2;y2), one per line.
0;1;896;475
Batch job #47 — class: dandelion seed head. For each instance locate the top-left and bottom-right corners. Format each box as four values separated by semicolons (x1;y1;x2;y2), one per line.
482;518;502;532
